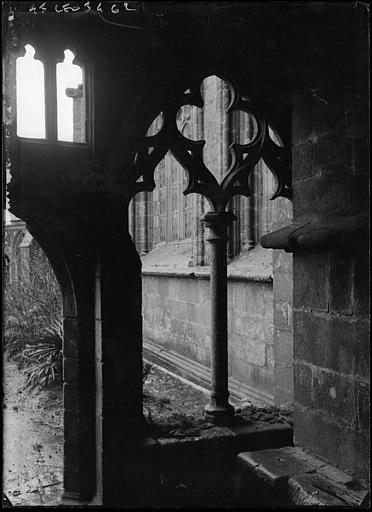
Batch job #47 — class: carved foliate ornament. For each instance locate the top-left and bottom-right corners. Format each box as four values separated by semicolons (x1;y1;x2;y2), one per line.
130;77;292;211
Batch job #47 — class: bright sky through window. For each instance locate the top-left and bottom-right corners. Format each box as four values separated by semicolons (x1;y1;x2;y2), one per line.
16;46;83;141
56;50;83;141
16;44;46;138
12;46;84;220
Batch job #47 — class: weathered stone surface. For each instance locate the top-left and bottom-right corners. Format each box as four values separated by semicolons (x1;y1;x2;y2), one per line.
238;448;316;488
293;85;370;488
227;423;293;451
238;446;369;507
293;253;328;311
356;380;370;434
316;464;354;484
290;87;370;481
293;363;312;408
279;446;325;468
273;249;293;275
353;250;370;317
143;272;274;399
289;472;369;507
294;311;370;378
311;368;357;426
288;474;347;506
273;301;292;332
327;252;353;314
274;329;293;364
274;361;293;405
293;405;370;483
231;360;274;398
272;219;293;408
265;344;274;370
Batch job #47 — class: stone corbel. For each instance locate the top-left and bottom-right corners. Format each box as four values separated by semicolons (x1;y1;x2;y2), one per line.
260;214;369;253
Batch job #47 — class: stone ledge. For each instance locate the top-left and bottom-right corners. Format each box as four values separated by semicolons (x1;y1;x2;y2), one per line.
152;423;292;455
260;214;369;253
142;266;272;283
141;245;273;283
237;446;369;507
115;422;293;460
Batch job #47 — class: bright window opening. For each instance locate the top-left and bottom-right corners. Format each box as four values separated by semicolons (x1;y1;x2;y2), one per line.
16;44;46;139
56;50;85;142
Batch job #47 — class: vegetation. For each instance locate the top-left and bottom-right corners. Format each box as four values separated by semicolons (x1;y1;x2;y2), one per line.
4;244;63;390
4;236;153;392
22;319;63;390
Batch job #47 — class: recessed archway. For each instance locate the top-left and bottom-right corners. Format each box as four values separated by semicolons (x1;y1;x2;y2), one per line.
128;71;293;429
3;215;64;505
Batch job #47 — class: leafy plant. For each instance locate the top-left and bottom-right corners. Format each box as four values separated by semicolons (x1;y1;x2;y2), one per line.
4;239;63;389
4;250;62;345
23;320;63;390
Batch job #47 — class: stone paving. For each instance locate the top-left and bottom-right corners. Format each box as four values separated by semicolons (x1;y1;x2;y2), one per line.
3;359;293;506
3;360;63;506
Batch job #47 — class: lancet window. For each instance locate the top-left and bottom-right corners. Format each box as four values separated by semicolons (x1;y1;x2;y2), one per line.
16;44;86;143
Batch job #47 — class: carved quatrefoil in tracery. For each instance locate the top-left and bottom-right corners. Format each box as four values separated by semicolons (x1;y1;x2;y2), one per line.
132;75;292;212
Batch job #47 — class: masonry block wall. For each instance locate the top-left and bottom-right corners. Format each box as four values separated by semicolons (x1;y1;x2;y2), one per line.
272;198;293;407
292;87;370;482
142;264;274;403
228;278;273;398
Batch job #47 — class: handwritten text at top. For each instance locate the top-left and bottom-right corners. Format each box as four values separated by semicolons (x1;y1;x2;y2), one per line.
28;2;139;15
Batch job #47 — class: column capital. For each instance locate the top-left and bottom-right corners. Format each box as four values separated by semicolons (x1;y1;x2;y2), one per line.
202;211;237;243
201;211;237;227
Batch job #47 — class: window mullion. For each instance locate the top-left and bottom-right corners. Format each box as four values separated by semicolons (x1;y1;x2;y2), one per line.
44;53;58;142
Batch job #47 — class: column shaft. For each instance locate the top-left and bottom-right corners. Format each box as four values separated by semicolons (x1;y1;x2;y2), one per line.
202;211;236;423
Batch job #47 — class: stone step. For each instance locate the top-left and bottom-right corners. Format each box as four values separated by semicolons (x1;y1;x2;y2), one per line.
237;446;369;507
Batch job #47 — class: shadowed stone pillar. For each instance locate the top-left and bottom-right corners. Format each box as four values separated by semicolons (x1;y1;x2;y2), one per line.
99;227;147;505
62;254;96;502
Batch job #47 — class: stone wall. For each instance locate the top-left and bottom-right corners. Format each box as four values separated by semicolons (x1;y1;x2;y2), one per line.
272;198;293;407
142;245;275;404
292;87;370;482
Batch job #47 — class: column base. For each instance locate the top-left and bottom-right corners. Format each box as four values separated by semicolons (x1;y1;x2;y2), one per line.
204;402;235;426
